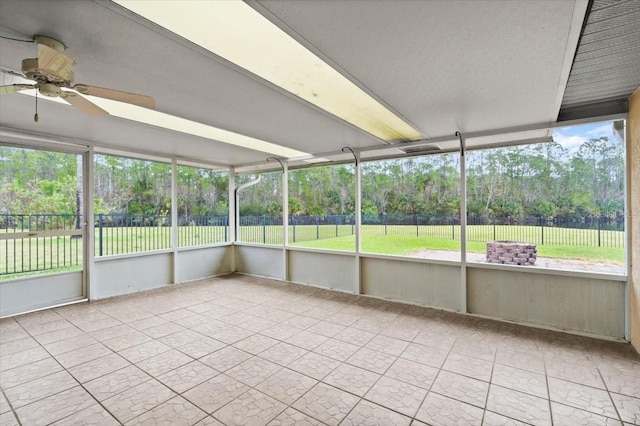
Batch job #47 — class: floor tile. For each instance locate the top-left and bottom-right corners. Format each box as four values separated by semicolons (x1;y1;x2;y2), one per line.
255;368;317;405
54;342;113;369
364;376;427;417
142;322;185;339
292;382;360;426
67;352;130;383
601;370;640;398
312;338;360;362
491;363;548;398
548;377;618;418
267;408;322;426
365;334;410;357
213;389;286;426
495;347;546;374
260;324;301;341
195;416;226;426
183;374;250;414
400;342;449;368
126;395;207;426
346;347;397;374
486;384;551;426
258;342;309;366
288;351;341;380
385;357;438;389
415;392;484;426
226;356;282;387
334;327;376;346
157;329;204;348
342;399;411;425
0;411;19;426
176;336;227;359
322;363;380;396
0;346;50;371
4;370;77;408
551;401;622;426
2;275;639;426
51;403;120;425
545;358;605;389
15;386;94;426
0;391;9;414
157;361;219;394
101;330;153;352
482;410;531;425
33;326;85;345
84;365;152;401
431;371;489;408
42;333;98;356
118;340;172;364
135;348;193;377
610;393;640;425
233;334;279;355
102;379;176;423
0;336;39;357
200;346;252;372
0;357;63;389
285;330;329;350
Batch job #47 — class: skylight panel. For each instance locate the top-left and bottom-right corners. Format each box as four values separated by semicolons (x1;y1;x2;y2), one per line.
17;90;305;158
115;0;422;142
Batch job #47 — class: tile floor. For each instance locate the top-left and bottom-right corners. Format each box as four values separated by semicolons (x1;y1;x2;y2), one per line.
1;274;639;426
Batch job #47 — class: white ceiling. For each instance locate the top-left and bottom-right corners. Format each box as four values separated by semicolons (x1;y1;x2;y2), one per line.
0;0;587;167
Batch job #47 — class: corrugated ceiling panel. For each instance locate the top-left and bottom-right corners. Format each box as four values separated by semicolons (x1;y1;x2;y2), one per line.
560;0;640;118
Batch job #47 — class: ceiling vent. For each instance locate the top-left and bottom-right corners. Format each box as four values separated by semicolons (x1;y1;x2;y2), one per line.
399;145;441;154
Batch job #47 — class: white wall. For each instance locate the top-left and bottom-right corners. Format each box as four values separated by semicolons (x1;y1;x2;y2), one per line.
93;251;172;299
288;249;357;292
177;245;232;283
468;266;626;338
235;244;284;280
0;271;84;317
361;256;461;310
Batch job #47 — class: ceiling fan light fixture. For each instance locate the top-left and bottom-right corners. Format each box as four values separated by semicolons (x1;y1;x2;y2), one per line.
115;0;422;143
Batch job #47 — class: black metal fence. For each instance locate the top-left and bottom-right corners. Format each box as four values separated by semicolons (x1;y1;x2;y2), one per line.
1;214;83;276
1;212;625;277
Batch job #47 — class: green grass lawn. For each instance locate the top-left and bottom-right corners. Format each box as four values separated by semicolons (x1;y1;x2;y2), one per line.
1;224;625;279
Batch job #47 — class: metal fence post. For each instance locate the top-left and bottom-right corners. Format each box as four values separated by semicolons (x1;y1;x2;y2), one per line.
597;216;601;247
293;218;296;243
98;213;103;257
540;216;544;245
262;215;266;244
316;216;320;240
335;216;338;237
224;216;228;242
493;216;496;241
384;215;387;236
415;215;419;237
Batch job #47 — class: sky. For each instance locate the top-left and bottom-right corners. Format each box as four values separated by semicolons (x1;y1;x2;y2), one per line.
552;121;622;155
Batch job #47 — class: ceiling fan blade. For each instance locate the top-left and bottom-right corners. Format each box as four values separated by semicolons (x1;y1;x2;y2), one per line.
61;92;109;116
38;44;75;83
0;83;36;95
73;84;155;109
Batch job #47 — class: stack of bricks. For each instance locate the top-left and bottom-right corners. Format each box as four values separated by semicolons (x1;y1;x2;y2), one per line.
486;241;537;265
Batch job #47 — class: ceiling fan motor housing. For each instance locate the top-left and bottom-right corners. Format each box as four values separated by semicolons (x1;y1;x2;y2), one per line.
39;83;62;97
21;58;40;80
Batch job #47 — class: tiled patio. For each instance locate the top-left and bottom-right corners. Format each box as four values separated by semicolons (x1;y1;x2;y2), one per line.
1;274;639;426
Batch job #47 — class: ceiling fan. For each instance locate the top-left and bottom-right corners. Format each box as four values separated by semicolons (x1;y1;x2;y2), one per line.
0;35;155;121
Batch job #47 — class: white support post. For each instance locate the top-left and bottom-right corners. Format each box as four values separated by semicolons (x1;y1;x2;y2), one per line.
354;152;362;294
171;159;179;284
457;131;468;313
282;162;289;281
84;147;95;300
228;167;236;271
